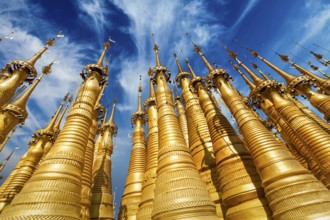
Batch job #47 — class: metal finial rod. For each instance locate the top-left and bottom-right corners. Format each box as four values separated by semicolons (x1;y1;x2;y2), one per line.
0;30;17;41
313;43;330;53
292;40;313;53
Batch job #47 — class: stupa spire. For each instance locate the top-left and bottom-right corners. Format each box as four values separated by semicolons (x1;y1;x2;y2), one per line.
0;37;56;107
248;48;296;84
175;53;224;218
150;42;218;219
26;39;55;66
53;101;70;135
154;41;161;66
97;42;110;66
193;41;214;72
185;58;197;79
42;93;68;133
0;127;16;152
277;53;330;94
202;46;330;219
0;42;108;219
231;62;256;90
137;76;159;219
0;147;17;174
243;54;270;79
0;63;50;144
192;57;272;219
173;52;183;73
118;82;146;219
226;47;264;85
90;98;117;219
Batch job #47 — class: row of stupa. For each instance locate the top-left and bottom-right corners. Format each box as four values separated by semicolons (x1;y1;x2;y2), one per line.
118;41;330;220
0;34;330;220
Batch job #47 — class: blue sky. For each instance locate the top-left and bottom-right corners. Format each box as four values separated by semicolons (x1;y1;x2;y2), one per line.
0;0;330;217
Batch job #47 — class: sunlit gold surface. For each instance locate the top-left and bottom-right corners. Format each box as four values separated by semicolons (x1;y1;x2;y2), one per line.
91;99;117;220
247;51;330;185
150;43;217;220
0;39;54;108
255;51;330;121
137;79;158;220
232;62;325;184
118;84;146;220
80;111;98;220
0;73;45;144
0;42;109;219
175;55;224;219
174;95;189;148
187;59;272;219
198;45;330;220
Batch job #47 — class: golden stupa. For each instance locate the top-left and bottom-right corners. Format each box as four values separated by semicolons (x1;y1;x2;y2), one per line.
0;28;330;220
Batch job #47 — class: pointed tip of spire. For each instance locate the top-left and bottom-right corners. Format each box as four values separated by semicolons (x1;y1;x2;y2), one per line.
276;53;290;62
41;61;55;75
225;47;237;59
248;48;259;57
26;38;55;66
192;41;202;53
96;41;110;66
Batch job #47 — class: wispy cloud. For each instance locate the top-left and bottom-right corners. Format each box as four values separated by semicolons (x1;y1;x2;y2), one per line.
111;0;225;114
76;0;112;45
230;0;260;31
0;0;92;173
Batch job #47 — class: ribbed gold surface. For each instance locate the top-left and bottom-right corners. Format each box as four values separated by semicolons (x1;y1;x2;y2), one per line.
179;76;224;219
0;136;45;211
296;85;330;121
0;73;102;219
212;75;330;220
259;98;324;183
80;114;98;219
0;113;19;144
151;70;217;220
194;80;272;219
90;123;115;219
271;91;330;187
0;153;26;196
174;98;189;148
118;113;146;219
137;104;158;220
286;95;330;135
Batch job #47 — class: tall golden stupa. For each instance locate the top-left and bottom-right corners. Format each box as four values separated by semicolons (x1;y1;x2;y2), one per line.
0;31;330;220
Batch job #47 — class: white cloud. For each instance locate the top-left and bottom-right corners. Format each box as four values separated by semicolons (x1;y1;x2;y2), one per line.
76;0;112;45
0;0;94;178
230;0;260;31
111;0;225;114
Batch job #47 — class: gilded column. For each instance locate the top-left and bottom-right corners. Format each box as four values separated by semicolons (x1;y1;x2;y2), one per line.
0;152;27;195
174;94;189;148
118;82;146;220
247;50;330;185
250;63;330;138
0;39;54;107
0;93;68;211
151;43;217;220
0;148;17;179
0;42;109;219
0;127;16;152
0;63;50;144
254;51;330;120
195;43;330;219
230;61;325;184
186;58;272;219
91;99;117;220
137;78;158;220
174;54;224;219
